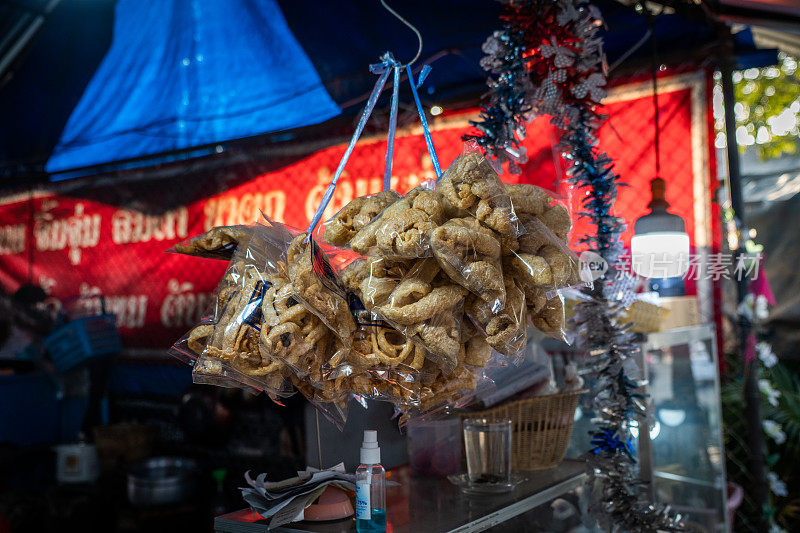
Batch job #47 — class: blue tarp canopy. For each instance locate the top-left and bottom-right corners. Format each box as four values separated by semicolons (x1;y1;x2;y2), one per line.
45;0;340;173
0;0;777;181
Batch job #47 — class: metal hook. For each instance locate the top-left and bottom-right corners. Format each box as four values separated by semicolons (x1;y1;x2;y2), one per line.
380;0;423;67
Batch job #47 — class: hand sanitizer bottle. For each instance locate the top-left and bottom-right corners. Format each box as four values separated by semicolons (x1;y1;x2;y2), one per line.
355;430;386;532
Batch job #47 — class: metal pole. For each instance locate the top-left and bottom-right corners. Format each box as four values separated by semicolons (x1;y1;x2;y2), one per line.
0;0;61;81
315;409;323;469
720;48;769;533
720;60;745;221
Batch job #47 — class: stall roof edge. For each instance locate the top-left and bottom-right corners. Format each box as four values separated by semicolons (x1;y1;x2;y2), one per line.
0;0;785;187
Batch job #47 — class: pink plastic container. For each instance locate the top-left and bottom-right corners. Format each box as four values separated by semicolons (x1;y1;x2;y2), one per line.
407;417;462;477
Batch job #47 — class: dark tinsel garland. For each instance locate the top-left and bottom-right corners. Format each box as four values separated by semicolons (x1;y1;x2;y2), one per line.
463;18;533;172
465;0;607;173
563;108;685;531
472;0;686;529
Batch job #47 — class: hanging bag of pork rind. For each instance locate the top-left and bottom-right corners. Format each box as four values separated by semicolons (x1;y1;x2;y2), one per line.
435;146;522;238
346;185;446;259
167;232;293;398
168;225;252;261
424;145;527;315
501;183;580;340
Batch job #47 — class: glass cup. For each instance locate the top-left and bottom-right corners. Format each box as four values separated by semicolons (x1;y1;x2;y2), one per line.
463;418;512;484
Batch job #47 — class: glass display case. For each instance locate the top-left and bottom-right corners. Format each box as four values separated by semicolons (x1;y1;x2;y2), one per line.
558;324;729;532
636;325;729;533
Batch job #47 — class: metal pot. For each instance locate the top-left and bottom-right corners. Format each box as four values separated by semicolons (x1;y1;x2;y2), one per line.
127;457;197;506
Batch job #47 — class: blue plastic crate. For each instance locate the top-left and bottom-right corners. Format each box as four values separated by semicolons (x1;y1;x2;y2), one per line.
44;314;122;373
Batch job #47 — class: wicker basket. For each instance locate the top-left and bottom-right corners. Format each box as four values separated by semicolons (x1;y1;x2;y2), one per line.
623;300;669;333
463;390;585;471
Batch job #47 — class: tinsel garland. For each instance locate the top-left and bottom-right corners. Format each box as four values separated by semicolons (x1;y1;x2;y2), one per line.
563;109;684;531
472;0;685;530
465;0;607;173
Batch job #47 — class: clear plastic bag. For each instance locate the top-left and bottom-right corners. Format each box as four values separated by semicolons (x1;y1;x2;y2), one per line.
349;186;446;259
283;232;357;345
200;260;296;394
505;216;581;297
166;260;293;398
501;183;580;290
169;225;251;260
229;219;349;385
168;304;292;400
429;217;505;313
436;148;521;238
341;254;413;308
372;258;467;375
323;190;401;246
465;273;528;360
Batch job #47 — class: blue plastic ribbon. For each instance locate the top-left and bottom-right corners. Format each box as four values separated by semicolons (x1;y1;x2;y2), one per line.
384;62;400;191
306;55;394;235
406;64;441;180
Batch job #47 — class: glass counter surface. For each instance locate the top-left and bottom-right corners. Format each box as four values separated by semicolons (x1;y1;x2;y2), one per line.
214;460;586;533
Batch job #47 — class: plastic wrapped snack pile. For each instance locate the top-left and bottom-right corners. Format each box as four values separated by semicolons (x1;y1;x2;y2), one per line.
169;151;579;427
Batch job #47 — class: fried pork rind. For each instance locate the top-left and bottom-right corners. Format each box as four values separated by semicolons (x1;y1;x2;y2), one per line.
430;217;505;312
350;187;445;258
436;151;520;236
341;254;412;308
464;334;493;367
509;244;580;291
506;213;580;295
531;293;566;336
258;265;335;386
503;184;572;252
326;322;426;373
324;190;402;246
466;274;527;359
506;183;551;217
416;362;479;411
170;225;251;260
374;258;466;374
285;233;356;345
539;203;571;241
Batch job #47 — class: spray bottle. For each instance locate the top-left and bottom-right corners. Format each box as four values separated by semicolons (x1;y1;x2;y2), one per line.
355;430;386;532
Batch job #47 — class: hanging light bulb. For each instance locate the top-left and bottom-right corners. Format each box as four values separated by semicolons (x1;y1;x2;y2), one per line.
631;20;690;280
631;178;690;278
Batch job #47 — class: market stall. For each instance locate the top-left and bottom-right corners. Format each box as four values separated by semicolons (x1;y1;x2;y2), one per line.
0;1;795;532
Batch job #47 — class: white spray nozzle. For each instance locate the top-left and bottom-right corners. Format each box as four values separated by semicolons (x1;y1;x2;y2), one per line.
360;430;381;464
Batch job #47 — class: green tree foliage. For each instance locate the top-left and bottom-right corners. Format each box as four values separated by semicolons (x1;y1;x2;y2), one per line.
725;54;800;160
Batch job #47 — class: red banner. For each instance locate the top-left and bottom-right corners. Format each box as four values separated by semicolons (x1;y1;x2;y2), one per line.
0;72;714;351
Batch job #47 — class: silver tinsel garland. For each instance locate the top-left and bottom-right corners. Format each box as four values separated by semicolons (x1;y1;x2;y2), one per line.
554;2;684;531
471;0;686;529
563;109;685;532
466;0;608;173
